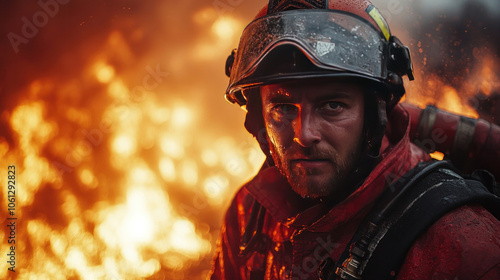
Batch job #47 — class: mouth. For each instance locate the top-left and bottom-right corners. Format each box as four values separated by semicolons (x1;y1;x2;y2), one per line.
290;158;331;169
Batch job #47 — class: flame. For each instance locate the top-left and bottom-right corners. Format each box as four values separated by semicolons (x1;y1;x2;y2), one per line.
112;134;136;156
95;62;116;84
430;151;445;161
407;50;500;121
211;17;240;42
0;5;263;278
407;73;479;118
171;107;193;129
441;85;478;118
466;52;500;97
192;11;244;60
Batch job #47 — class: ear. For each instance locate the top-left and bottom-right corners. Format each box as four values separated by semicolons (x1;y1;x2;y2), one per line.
225;49;236;77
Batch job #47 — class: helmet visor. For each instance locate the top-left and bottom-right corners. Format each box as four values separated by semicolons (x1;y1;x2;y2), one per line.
228;10;388;96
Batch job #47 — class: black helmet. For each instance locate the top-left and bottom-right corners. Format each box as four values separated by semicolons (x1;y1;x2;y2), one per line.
225;0;414;109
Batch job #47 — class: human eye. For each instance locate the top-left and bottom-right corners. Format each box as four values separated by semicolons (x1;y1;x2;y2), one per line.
270;104;298;120
276;104;297;114
321;101;345;113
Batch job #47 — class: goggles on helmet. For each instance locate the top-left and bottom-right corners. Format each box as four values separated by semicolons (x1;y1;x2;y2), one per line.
226;10;391;106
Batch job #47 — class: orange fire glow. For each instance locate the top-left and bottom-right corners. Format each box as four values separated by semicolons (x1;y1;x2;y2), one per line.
1;2;498;280
406;74;478;118
406;50;500;120
0;2;265;279
0;54;265;279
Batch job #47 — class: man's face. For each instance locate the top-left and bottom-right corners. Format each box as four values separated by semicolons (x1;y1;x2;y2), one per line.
261;79;365;199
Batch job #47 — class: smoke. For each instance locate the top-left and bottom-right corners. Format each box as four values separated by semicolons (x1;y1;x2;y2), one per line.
370;0;500;122
410;0;500;123
412;0;500;83
416;0;500;16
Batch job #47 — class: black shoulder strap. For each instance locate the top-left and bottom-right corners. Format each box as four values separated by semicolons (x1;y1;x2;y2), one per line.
362;163;500;279
329;161;500;280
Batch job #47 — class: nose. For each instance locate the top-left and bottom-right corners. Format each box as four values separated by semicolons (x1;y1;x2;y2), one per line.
293;110;321;147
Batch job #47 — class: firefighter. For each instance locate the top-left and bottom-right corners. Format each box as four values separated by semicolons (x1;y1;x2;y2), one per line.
210;1;500;279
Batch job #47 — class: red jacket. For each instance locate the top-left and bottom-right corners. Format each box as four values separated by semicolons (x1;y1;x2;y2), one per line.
209;105;500;280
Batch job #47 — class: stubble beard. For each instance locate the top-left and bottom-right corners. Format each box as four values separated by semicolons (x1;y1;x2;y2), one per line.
269;140;363;199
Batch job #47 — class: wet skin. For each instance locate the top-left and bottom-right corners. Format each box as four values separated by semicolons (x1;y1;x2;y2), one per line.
261;80;365;199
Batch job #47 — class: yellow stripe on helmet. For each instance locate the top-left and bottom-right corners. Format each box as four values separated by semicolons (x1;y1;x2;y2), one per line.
366;4;391;41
